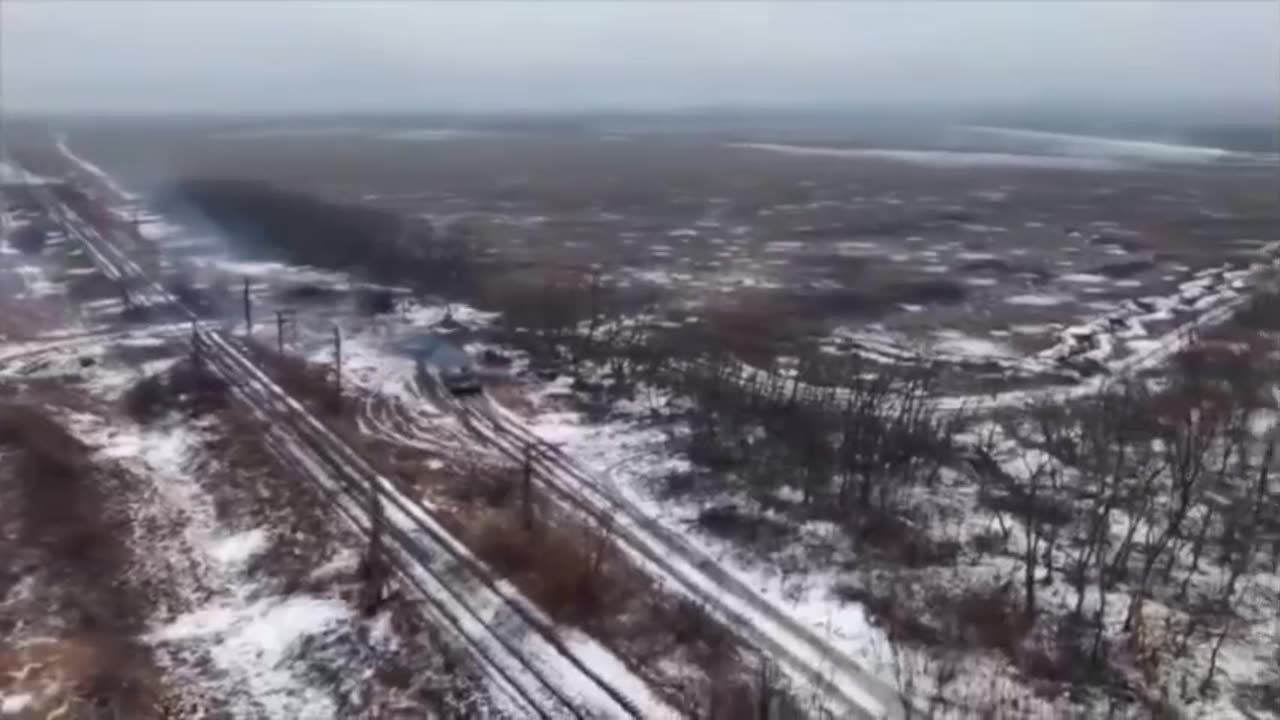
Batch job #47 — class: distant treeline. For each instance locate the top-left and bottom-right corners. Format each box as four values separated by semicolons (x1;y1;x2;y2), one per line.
154;179;477;293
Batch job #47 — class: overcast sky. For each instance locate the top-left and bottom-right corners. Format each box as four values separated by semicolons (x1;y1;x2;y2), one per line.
2;1;1277;117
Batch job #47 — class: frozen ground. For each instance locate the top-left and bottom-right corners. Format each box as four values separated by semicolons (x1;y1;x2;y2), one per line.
49;121;1278;385
0;184;504;717
0;324;500;718
8;123;1276;717
500;359;1280;718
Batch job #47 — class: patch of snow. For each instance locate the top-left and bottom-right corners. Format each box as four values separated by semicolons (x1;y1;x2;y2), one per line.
1005;293;1069;307
308;549;360;583
207;258;348;287
0;160;53;185
98;423;196;474
835;240;880;253
56;138;136;200
1248;409;1279;439
764;240;804;253
1010;324;1055;335
562;633;681;719
931;331;1015;359
149;595;354;719
0;694;34;715
397;300;496;329
1061;272;1108;284
380;128;497;142
211;126;364;140
208;529;269;570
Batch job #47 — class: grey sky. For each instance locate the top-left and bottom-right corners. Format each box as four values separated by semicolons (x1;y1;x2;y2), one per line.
2;1;1277;116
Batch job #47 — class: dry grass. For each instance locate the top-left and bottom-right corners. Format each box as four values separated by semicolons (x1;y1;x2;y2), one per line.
0;403;174;718
461;507;757;715
245;341;344;415
65;269;125;304
0;638;173;719
465;513;637;627
354;430;755;715
122;358;228;424
0;403;88;478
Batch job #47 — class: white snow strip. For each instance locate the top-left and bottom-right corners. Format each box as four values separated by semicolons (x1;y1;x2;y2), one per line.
0;694;34;715
1005;293;1070;307
55;138;136;200
1060;272;1108;284
730;142;1127;171
562;633;680;719
960;125;1269;165
0;159;53;185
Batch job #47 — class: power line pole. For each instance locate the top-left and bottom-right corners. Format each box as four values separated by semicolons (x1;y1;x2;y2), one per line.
242;277;252;336
275;309;295;354
522;442;534;532
332;325;342;410
190;320;202;368
360;471;387;616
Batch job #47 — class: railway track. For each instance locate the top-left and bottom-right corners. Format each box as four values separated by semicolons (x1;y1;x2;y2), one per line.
43;150;901;718
33;178;660;719
454;394;902;720
443;241;1277;719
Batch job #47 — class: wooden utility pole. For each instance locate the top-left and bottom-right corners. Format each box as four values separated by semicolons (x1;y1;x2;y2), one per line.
522;443;535;532
190;320;202;368
359;472;387;616
242;277;252;336
332;325;342;409
756;662;777;720
275;309;295;353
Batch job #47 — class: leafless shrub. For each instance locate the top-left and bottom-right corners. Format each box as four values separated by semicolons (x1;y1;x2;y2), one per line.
465;513;633;627
662;346;962;558
246;342;343;414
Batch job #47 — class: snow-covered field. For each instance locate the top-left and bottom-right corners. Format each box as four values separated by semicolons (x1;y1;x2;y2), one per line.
8;122;1277;718
0;321;499;718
